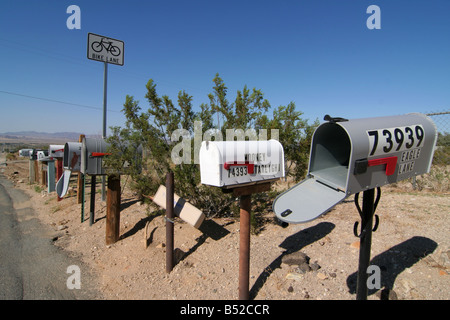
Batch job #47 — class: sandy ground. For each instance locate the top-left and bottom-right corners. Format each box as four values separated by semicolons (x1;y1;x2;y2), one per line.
1;157;449;300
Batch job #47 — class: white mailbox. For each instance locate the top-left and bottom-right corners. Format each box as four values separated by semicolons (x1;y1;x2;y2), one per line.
274;113;438;224
199;139;285;188
19;149;33;157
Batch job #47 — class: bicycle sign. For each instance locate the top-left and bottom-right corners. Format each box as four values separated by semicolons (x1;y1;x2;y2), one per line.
87;33;124;66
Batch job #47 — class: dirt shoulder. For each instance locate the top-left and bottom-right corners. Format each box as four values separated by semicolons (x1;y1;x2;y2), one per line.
1;158;449;300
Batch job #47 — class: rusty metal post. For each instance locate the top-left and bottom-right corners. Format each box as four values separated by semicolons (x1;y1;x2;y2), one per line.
239;194;251;300
166;171;174;273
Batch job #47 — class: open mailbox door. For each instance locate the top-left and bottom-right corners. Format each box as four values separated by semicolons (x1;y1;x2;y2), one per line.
56;142;82;198
274;113;437;224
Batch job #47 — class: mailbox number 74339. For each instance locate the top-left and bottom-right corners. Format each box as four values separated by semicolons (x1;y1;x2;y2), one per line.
367;125;424;157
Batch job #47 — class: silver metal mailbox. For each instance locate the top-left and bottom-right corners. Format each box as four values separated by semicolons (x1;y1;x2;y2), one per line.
81;137;110;175
199;139;285;188
274;113;438;224
38;145;64;162
63;142;82;171
48;145;64;160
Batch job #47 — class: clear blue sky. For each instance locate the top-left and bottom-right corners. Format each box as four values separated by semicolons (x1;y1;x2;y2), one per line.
0;0;449;135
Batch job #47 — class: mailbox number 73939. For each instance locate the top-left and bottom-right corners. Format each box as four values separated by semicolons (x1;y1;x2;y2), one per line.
367;125;424;157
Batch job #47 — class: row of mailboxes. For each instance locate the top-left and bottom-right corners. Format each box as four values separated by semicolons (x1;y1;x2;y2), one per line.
273;113;438;224
22;146;64;161
199;139;285;188
57;138;143;197
52;112;437;223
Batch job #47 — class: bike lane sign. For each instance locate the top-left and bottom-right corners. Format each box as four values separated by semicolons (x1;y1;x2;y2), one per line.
87;33;124;66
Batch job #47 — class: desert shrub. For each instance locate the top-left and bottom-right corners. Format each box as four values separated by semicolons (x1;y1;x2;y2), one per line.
105;74;317;221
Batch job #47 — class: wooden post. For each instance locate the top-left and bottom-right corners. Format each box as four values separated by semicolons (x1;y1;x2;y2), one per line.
166;171;174;273
41;165;46;186
34;160;39;184
77;134;85;204
106;175;121;245
29;159;35;184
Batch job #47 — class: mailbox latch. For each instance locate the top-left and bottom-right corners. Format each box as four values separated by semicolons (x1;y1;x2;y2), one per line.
354;156;397;176
90;152;112;158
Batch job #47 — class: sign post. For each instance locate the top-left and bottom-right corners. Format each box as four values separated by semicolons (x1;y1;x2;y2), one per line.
87;32;124;201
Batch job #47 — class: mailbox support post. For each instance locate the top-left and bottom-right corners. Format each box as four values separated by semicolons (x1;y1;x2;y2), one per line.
238;194;251;300
90;175;96;226
56;159;63;201
47;161;55;193
356;188;376;300
166;172;175;273
29;159;34;184
81;173;85;223
77;134;85;204
106;175;121;245
34;160;39;186
232;182;271;300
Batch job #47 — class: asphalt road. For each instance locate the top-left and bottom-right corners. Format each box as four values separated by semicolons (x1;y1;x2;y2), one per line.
0;171;102;300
